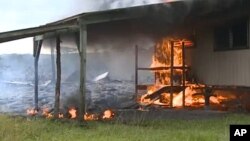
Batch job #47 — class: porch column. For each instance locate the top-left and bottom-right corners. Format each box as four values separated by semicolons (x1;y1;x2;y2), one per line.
50;40;56;84
33;38;43;110
135;45;138;97
54;35;61;117
204;87;212;110
79;23;87;121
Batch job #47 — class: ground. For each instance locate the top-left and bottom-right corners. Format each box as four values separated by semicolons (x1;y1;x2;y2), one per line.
1;112;250;141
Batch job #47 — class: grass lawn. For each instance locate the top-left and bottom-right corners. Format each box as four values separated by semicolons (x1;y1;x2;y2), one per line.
0;113;250;141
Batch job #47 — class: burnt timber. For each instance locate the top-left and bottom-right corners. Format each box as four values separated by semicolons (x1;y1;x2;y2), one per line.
144;86;186;100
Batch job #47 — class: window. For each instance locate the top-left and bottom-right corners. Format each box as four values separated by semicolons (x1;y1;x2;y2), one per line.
214;18;248;51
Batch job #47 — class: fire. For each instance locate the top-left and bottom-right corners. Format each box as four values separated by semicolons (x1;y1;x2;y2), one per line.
26;105;115;121
42;107;53;118
84;113;98;121
139;85;165;105
151;38;184;85
26;106;115;121
68;107;77;119
172;85;204;107
139;37;229;109
102;109;114;119
140;37;186;106
26;108;38;116
58;113;64;118
47;113;53;119
84;109;115;121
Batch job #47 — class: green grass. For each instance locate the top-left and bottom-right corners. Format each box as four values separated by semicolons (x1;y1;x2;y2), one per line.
0;114;250;141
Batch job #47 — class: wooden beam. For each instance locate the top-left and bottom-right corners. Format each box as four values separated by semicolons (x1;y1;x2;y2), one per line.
170;41;174;108
54;35;61;117
182;42;186;108
79;23;87;121
34;35;44;41
138;66;190;71
154;43;157;84
135;45;138;96
144;86;185;100
34;39;43;110
0;23;78;43
204;87;213;110
211;85;250;91
41;29;79;41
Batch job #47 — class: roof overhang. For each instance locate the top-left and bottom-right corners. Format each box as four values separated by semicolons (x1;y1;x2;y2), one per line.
0;0;250;43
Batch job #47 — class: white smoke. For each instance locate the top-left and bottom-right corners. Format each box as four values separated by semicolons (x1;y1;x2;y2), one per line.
71;0;163;14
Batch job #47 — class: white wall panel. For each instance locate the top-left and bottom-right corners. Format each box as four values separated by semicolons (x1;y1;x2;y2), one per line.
190;27;250;86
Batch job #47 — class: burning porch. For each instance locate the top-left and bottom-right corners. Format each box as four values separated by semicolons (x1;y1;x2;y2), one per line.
0;0;250;121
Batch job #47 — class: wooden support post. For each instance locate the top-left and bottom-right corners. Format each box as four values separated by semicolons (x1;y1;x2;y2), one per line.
75;32;80;54
50;40;56;84
54;35;61;117
170;41;174;108
204;87;212;110
154;43;157;84
34;39;43;110
135;45;138;97
182;42;186;108
79;24;87;121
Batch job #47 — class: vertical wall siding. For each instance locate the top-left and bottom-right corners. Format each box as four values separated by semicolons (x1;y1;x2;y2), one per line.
191;27;250;86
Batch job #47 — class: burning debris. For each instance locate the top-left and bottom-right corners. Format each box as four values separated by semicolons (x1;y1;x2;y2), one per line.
26;108;38;116
137;37;232;109
84;113;99;121
68;107;77;119
58;113;64;118
41;107;53;119
102;109;115;119
26;106;115;121
84;109;115;121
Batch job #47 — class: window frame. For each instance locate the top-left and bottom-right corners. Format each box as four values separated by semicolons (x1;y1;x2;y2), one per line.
214;17;249;51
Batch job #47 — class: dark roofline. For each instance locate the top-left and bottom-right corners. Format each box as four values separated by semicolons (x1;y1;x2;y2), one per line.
0;23;78;43
0;2;169;43
1;0;250;43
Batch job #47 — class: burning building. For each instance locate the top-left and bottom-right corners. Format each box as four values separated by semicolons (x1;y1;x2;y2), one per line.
1;0;250;120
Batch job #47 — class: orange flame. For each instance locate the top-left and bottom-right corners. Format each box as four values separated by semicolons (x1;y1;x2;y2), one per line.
26;108;38;116
58;113;64;118
150;38;184;85
42;107;53;119
102;109;114;119
139;37;229;108
172;85;204;107
69;107;77;119
84;109;115;121
84;113;98;121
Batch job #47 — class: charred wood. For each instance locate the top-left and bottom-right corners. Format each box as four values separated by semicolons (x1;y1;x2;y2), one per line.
144;86;185;100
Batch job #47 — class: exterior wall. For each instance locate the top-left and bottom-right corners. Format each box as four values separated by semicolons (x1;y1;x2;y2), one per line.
191;26;250;86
